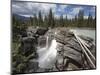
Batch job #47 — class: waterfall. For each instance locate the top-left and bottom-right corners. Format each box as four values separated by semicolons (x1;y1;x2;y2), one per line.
46;36;49;48
37;35;57;68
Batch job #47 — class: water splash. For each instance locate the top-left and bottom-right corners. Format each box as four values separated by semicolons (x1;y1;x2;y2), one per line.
37;35;57;68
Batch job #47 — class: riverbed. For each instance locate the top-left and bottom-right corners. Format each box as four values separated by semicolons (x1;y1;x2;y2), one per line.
36;28;96;70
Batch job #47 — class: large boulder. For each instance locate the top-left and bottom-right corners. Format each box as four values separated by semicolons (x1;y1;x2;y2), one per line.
36;27;48;35
20;37;37;56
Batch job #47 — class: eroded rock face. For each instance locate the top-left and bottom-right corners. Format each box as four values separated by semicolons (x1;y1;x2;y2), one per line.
36;27;48;35
20;37;37;56
12;27;96;73
38;36;47;48
54;28;96;70
20;27;49;56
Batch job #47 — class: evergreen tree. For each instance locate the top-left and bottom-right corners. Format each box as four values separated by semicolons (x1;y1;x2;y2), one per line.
44;15;48;27
93;16;96;28
48;8;55;28
60;15;64;27
33;14;38;26
74;15;78;27
77;10;84;27
38;11;43;26
29;17;33;26
87;13;93;27
65;15;68;27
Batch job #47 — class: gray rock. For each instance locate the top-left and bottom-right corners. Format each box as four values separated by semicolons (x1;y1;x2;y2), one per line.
63;46;82;63
36;27;48;35
21;37;37;56
25;61;39;73
38;36;47;48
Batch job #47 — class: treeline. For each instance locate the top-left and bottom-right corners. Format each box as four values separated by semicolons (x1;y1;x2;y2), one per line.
13;8;96;29
12;8;96;73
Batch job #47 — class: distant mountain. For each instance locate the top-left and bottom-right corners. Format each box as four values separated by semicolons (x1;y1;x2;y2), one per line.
13;14;30;21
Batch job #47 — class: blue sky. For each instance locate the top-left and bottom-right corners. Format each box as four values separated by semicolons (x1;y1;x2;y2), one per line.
12;1;96;19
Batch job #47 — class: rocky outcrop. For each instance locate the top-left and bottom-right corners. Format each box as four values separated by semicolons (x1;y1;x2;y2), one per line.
54;28;96;70
35;27;48;35
12;27;96;74
12;26;49;74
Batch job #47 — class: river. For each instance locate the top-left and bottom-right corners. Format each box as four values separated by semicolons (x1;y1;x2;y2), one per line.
70;28;96;41
37;28;96;69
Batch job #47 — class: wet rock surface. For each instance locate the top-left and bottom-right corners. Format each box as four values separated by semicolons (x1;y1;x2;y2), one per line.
12;27;96;74
55;28;96;70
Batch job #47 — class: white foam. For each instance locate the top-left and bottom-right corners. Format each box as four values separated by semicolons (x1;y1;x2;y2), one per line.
37;36;57;68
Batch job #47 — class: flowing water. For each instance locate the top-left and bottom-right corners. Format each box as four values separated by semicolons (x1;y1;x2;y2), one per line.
37;28;95;69
70;28;96;41
37;36;57;68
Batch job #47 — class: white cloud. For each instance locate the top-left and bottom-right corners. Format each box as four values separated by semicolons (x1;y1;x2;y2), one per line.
67;14;74;19
57;4;68;14
54;14;60;19
54;14;74;20
40;3;56;14
60;4;68;9
84;15;95;19
20;14;33;17
84;16;88;19
12;2;37;15
54;6;84;20
12;2;57;17
70;7;83;15
12;1;95;20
